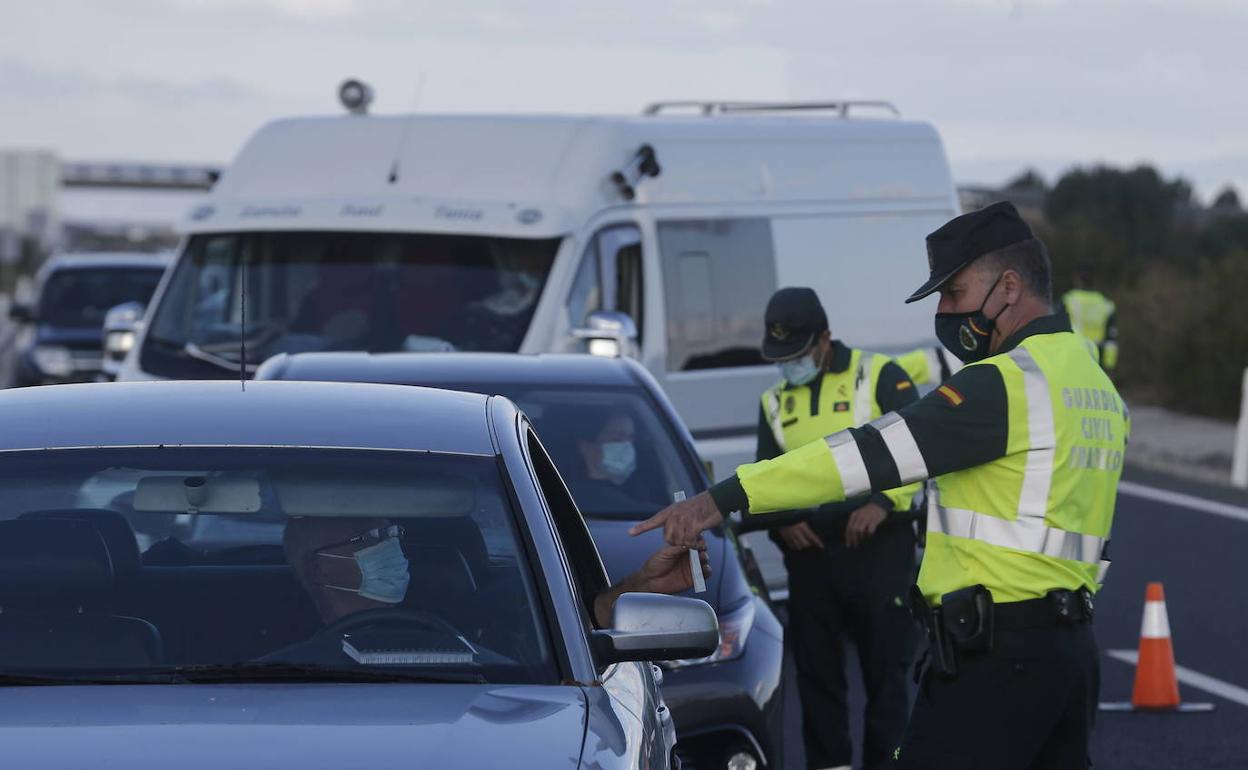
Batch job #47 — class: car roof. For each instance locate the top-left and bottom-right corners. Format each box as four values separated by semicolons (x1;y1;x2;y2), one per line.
40;252;172;275
261;352;644;389
0;380;495;455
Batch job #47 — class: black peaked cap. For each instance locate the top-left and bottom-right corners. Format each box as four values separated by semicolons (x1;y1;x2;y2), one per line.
906;201;1035;304
761;287;828;361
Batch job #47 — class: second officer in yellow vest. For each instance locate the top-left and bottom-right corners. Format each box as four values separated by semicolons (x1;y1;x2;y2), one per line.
633;202;1127;769
755;287;921;770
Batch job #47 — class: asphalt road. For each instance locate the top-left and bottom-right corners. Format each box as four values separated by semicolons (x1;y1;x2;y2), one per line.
772;466;1248;770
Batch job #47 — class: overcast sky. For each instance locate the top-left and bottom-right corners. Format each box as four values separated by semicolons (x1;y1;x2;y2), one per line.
3;0;1245;203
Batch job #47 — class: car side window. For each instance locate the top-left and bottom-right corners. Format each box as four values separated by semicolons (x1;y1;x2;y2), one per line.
657;217;777;371
525;430;611;621
566;224;644;344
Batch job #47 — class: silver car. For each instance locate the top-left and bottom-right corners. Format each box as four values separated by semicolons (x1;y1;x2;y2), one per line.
0;380;717;769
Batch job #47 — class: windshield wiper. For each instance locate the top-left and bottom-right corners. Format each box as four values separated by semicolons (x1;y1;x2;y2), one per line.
156;662;485;685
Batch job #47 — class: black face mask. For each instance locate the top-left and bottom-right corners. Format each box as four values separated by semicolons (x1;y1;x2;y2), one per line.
934;274;1009;364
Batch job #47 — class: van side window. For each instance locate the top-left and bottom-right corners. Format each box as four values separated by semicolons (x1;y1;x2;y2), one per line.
525;430;611;625
657;218;777;371
565;224;644;344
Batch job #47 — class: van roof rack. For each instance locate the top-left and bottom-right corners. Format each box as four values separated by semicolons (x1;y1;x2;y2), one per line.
642;100;900;118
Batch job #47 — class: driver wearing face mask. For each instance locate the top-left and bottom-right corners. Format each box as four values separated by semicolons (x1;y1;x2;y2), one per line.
266;513;708;663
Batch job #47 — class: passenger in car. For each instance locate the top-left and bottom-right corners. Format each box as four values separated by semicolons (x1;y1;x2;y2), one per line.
573;411;656;513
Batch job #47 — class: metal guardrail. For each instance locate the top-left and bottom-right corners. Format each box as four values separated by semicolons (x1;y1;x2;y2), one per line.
642;100;901;117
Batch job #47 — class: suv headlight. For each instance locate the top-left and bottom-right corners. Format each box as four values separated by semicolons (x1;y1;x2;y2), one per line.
104;330;136;359
663;599;755;669
32;345;74;377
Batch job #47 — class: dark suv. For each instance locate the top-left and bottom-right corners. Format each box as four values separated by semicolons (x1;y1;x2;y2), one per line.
258;352;785;770
7;252;169;386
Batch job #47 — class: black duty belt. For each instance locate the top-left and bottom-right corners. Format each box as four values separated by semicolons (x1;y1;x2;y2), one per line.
991;589;1094;631
911;586;1094;680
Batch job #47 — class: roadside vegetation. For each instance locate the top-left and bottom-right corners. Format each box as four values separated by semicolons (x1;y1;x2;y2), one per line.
1008;167;1248;419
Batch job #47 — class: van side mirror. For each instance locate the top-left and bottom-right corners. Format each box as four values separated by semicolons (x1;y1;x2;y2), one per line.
571;311;638;358
8;302;33;323
591;592;719;664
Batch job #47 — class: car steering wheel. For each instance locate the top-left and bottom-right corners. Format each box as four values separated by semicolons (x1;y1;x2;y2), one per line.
317;607;466;641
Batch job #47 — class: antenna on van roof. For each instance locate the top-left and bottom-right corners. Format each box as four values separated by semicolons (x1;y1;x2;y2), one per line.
239;250;247;392
388;72;427;184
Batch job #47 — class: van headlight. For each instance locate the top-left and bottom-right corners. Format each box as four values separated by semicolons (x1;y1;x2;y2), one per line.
663;600;755;669
105;330;136;358
32;345;74;377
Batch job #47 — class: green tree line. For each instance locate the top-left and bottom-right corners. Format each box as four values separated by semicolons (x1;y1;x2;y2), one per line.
1015;165;1248;419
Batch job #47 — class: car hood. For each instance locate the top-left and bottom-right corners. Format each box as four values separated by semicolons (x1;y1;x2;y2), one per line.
0;683;587;769
586;518;728;611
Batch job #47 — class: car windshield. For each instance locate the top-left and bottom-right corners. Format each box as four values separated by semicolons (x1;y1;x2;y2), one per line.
40;267;165;327
143;232;558;378
458;384;702;520
0;447;555;685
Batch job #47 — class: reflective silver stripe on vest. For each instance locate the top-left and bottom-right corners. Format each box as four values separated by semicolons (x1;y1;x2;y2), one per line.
826;430;871;498
869;412;929;484
1009;347;1056;521
853;353;877;426
764;388;786;451
928;504;1105;565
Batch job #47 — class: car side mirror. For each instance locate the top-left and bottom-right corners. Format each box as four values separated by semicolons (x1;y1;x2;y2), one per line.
571;311;638;358
591;592;719;664
8;302;33;323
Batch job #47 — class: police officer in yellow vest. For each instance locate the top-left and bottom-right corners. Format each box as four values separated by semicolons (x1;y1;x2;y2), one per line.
1063;263;1119;372
633;202;1126;769
756;287;922;770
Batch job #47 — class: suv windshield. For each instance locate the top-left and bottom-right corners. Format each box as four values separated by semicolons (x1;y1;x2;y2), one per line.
143;232;558;378
40;267;165;327
455;384;702;519
0;447;554;685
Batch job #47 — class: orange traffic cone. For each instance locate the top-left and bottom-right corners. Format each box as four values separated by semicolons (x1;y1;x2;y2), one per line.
1100;582;1214;712
1131;583;1181;707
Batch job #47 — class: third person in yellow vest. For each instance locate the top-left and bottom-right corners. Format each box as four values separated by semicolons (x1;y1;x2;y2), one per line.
1062;262;1119;373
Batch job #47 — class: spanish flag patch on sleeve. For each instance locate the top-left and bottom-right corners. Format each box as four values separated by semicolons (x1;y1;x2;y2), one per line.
936;384;965;406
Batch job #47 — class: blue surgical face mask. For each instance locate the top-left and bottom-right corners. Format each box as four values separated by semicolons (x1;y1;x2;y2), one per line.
779;354;820;386
351;536;411;604
600;441;637;484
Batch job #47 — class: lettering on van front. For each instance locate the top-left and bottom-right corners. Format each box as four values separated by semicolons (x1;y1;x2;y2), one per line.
240;205;302;219
341;204;384;217
435;206;484;221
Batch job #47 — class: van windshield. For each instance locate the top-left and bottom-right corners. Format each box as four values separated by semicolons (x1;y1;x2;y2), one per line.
142;232;558;378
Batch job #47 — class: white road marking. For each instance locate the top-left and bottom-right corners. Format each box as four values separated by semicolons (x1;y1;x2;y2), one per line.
1106;649;1248;707
1118;480;1248;524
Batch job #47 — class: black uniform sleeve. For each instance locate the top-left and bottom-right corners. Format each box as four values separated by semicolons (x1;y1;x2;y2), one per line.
709;362;1011;515
755;404;782;462
856;363;1009;491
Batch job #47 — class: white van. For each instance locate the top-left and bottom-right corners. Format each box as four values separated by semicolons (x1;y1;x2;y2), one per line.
118;100;958;479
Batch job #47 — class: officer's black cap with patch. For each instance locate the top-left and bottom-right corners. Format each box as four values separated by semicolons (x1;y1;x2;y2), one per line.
762;287;828;361
905;201;1035;304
